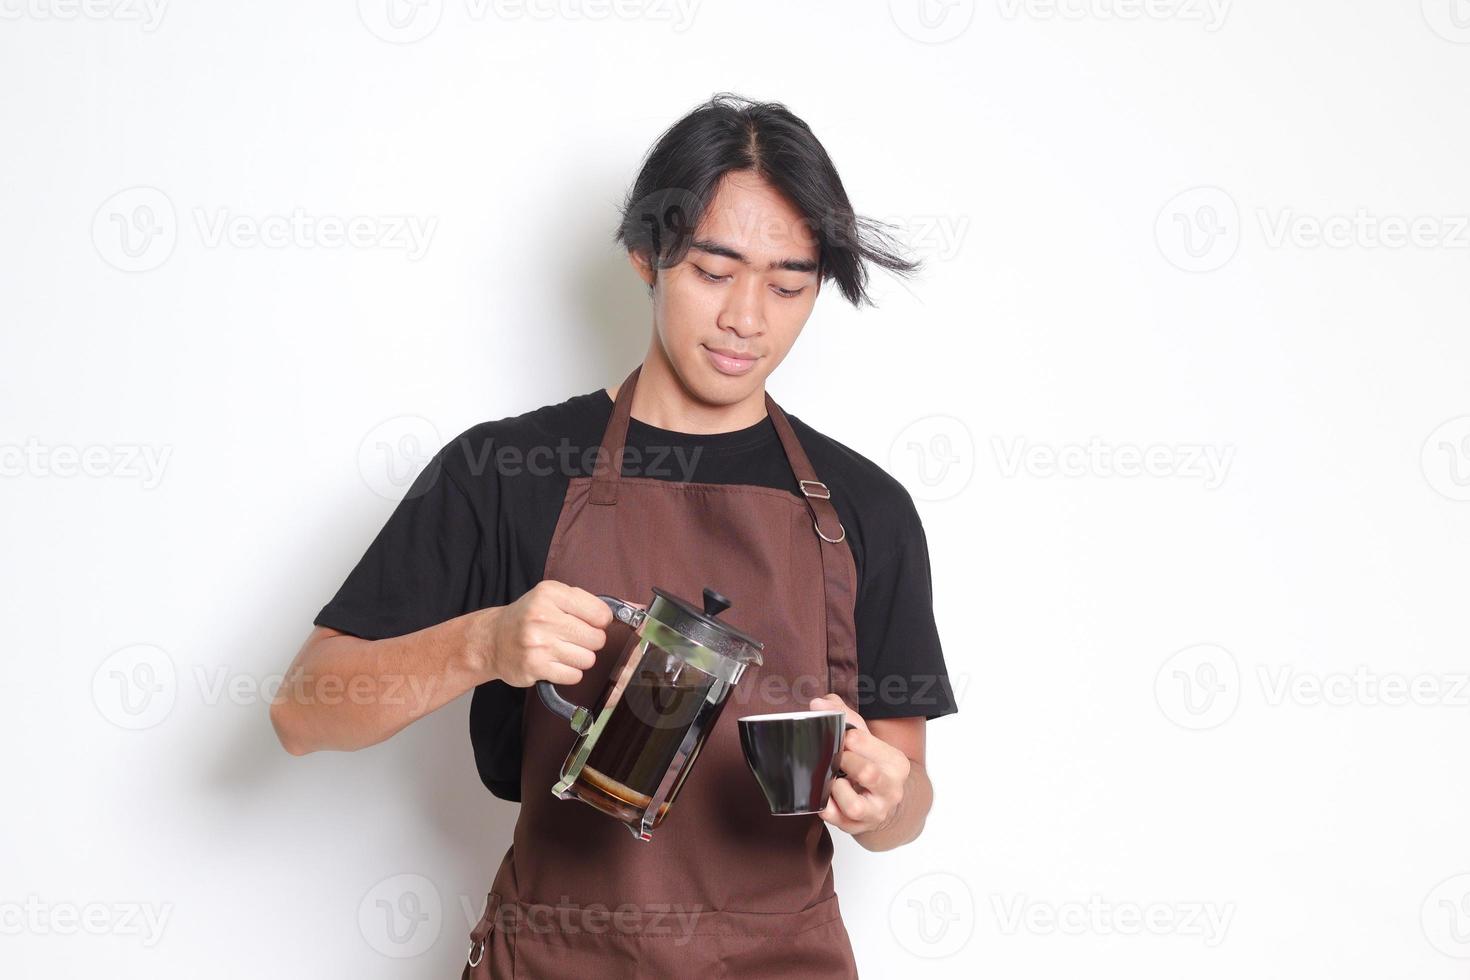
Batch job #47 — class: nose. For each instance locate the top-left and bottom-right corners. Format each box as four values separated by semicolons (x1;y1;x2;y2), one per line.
718;280;765;339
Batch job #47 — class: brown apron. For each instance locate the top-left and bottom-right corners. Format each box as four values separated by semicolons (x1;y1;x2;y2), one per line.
462;364;861;979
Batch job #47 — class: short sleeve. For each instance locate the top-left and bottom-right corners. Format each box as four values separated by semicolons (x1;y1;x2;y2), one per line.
313;447;486;640
853;502;958;721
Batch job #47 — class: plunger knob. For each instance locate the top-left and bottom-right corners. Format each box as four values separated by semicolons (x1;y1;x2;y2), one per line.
702;588;732;618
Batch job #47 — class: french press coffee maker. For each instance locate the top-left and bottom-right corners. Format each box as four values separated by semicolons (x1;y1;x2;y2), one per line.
536;585;764;841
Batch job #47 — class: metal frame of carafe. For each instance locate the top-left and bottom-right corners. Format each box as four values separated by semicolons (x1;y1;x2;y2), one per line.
552;614;757;841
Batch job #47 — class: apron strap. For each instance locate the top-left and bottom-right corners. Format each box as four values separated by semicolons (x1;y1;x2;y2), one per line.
764;396;860;708
589;365;641;506
588;362;859;707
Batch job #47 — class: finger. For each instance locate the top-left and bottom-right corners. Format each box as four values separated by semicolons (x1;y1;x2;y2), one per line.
809;693;868;732
820;785;854;828
553;610;608;652
837;750;883;792
552;638;598;673
540;658;585;686
827;777;870;824
552;583;615;628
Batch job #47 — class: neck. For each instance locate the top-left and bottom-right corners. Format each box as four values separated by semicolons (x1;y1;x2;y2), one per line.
607;338;768;434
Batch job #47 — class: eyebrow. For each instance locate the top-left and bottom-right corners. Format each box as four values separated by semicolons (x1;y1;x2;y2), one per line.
690;239;819;275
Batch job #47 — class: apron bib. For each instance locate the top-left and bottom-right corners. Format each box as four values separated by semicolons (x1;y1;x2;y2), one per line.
463;365;861;978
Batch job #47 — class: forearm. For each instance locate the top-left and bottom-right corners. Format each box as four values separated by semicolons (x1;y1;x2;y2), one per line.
269;608;500;755
855;759;932;852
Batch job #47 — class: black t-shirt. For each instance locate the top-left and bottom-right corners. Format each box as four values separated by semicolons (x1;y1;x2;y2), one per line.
314;386;957;800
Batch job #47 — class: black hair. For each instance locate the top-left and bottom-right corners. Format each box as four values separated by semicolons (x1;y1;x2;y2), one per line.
614;92;922;308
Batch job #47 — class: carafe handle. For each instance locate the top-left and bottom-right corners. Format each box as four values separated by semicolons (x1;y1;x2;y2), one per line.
535;594;646;735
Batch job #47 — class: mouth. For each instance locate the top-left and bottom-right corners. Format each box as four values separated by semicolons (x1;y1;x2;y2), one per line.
701;344;761;377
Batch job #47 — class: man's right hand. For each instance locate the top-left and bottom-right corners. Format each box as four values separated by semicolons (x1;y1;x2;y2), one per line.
477;580;614;688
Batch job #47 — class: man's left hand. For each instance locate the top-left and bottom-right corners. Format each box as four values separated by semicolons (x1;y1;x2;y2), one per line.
809;692;911;837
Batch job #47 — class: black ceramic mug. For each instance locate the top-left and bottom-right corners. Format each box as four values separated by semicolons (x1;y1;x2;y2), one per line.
738;709;858;815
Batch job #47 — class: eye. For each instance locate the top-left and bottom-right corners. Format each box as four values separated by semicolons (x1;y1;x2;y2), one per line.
693;265;728;283
774;286;806;299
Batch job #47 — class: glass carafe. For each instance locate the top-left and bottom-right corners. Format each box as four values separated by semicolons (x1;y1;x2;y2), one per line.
536;586;764;841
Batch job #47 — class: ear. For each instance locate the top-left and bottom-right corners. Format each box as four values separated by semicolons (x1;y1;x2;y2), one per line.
627;248;656;288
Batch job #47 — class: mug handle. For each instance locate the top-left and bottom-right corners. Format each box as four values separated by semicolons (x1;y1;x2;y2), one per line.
834;722;858;780
534;594;646;735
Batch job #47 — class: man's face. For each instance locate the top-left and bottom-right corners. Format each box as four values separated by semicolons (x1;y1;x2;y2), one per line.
629;170;821;406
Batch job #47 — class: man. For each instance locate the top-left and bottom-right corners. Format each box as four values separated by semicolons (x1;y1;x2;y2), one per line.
271;93;957;978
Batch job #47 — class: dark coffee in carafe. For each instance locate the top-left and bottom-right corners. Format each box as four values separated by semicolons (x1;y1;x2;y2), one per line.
540;586;764;840
572;668;726;828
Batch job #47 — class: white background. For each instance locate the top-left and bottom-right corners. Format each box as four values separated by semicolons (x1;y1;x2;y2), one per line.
3;2;1470;977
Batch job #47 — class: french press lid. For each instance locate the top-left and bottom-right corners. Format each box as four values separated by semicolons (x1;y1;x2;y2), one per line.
647;586;764;663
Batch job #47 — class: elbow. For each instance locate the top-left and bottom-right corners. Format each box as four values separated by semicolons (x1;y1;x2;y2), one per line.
269;698;312;756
